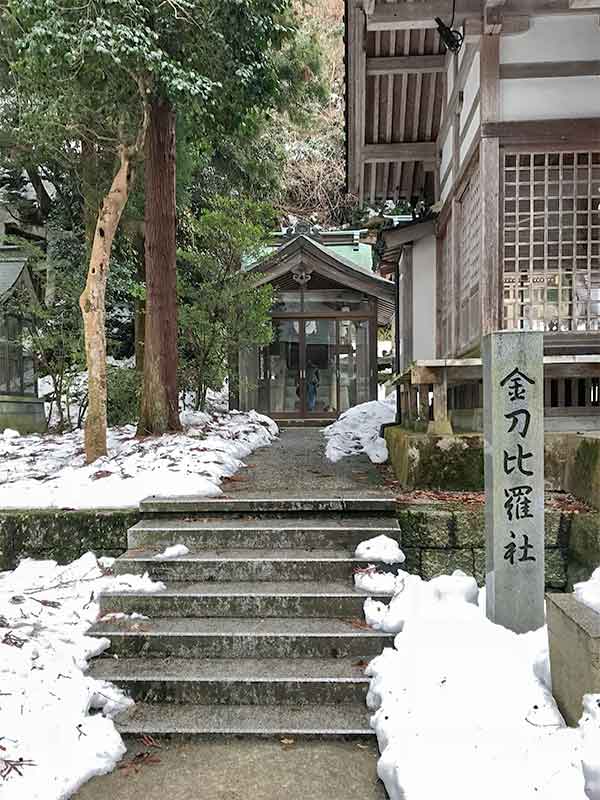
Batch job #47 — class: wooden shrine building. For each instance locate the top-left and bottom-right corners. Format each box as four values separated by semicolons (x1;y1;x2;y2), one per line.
346;0;600;432
238;226;395;422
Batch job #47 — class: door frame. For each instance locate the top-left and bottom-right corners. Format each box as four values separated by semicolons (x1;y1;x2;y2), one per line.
264;314;377;419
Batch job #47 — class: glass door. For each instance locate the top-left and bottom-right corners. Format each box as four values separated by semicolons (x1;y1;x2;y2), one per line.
261;317;371;418
267;319;302;415
303;319;337;416
338;319;370;412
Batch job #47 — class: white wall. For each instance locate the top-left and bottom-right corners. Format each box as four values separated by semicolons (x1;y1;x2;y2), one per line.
500;15;600;64
501;76;600;121
412;235;436;361
499;15;600;122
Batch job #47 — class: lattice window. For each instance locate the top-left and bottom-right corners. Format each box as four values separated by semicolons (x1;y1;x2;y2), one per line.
502;151;600;332
458;165;481;349
438;222;452;356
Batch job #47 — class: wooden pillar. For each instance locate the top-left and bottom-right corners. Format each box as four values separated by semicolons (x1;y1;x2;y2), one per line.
399;244;414;373
480;35;501;335
418;383;430;424
428;369;453;435
408;385;418;422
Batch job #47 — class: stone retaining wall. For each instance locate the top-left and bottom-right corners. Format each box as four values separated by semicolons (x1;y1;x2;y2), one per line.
384;426;600;509
0;509;136;570
396;504;597;592
1;505;598;593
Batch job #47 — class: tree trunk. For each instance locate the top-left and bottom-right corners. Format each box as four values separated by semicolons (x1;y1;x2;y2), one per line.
137;96;181;435
134;227;146;375
79;150;133;463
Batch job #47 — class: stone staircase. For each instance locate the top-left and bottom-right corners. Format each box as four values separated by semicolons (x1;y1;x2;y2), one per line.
90;497;399;737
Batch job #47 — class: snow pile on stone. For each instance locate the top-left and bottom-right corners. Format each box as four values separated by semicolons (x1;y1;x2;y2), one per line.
355;534;405;564
0;409;278;510
0;552;165;800
354;566;406;595
365;569;599;800
574;567;600;614
323;398;396;464
154;544;190;559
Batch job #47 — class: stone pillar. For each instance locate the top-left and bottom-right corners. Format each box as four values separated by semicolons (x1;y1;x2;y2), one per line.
483;331;545;633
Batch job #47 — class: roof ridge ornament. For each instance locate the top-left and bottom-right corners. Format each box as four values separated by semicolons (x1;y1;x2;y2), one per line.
292;266;313;286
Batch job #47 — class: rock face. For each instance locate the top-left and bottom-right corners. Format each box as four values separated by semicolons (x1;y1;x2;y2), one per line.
89;497;400;736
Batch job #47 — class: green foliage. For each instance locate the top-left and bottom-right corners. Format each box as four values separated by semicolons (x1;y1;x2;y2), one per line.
107;366;140;426
177;199;275;410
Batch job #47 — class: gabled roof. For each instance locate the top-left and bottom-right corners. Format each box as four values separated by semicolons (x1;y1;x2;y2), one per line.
246;234;395;324
0;246;36;304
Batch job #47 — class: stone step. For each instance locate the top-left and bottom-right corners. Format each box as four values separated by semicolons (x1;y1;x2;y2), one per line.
98;581;390;618
90;657;370;705
128;516;399;551
113;702;374;737
114;549;390;583
139;497;397;516
90;617;393;659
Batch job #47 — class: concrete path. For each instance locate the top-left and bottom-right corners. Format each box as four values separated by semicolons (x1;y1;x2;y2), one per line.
75;738;386;800
225;427;391;498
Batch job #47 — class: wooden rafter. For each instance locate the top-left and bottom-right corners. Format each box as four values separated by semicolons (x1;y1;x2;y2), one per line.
365;1;483;31
362;142;437;163
366;54;446;75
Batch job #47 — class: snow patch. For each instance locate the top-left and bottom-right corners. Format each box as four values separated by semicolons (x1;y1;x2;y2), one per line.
0;409;278;509
154;544;190;559
0;552;164;799
364;566;596;799
355;535;405;564
354;567;406;595
322;399;395;464
436;436;467;451
574;567;600;614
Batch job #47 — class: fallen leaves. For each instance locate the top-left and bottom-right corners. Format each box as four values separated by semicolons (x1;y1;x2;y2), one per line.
118;736;162;776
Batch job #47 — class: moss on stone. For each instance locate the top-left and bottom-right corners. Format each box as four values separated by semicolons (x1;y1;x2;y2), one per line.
0;509;137;569
569;438;600;510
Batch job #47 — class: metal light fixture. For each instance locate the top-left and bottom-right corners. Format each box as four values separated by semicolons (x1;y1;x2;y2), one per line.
435;0;464;54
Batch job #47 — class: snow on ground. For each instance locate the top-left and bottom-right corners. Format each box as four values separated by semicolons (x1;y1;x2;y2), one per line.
323;398;396;464
574;567;600;614
0;552;164;800
0;409;277;510
364;568;600;800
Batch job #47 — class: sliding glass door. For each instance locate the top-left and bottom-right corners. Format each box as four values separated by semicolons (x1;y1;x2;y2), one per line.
259;317;371;417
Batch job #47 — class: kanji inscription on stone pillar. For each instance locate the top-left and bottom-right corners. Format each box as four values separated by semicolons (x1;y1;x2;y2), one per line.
483;331;545;633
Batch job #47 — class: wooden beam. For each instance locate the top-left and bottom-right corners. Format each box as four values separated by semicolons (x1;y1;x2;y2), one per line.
481;117;600;143
499;60;600;79
365;0;482;31
366;55;446;75
437;43;479;151
361;142;437;163
484;0;507;34
464;15;529;39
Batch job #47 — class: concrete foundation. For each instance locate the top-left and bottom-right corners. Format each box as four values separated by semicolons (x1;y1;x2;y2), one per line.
547;592;600;726
0;395;46;434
